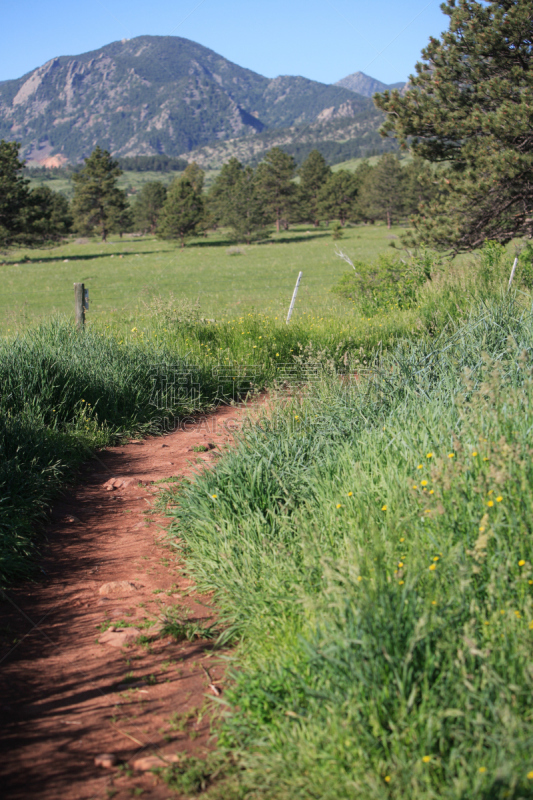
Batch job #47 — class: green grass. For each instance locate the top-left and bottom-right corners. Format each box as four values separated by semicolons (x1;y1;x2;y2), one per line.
162;294;533;800
332;153;413;173
0;320;230;586
27;168;221;200
0;238;522;588
0;224;408;333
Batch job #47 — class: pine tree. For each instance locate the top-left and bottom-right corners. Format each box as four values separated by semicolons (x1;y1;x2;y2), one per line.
208;159;267;242
317;170;359;226
402;158;439;219
0;140;30;247
25;186;73;242
181;162;204;194
157;175;204;247
297;150;331;226
226;166;268;244
133;182;167;234
208;158;244;225
375;0;533;250
255;148;296;232
71;147;128;241
358;154;405;228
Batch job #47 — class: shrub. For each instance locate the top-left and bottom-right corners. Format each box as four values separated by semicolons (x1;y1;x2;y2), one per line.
332;250;432;314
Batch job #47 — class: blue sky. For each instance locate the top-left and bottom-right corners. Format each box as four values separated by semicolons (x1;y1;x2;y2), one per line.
1;0;447;85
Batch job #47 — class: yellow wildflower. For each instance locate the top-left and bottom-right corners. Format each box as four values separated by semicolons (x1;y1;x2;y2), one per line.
422;755;431;763
519;560;526;567
429;564;437;571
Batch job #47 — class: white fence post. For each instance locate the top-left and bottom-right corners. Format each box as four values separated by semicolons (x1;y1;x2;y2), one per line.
286;272;303;324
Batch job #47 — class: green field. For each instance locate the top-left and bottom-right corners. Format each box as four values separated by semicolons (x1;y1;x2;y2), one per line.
0;223;406;333
27;167;222;200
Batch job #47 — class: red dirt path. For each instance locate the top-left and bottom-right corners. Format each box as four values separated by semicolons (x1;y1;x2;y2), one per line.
0;403;253;800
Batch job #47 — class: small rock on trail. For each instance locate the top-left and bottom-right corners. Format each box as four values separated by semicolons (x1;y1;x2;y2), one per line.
98;627;141;647
98;580;140;596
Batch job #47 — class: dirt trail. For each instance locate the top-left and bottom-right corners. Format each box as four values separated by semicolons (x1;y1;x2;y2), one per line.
0;403;253;800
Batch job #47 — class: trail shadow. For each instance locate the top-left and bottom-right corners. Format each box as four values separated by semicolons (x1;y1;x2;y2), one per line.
265;232;329;245
5;251;160;265
189;232;329;248
186;239;238;249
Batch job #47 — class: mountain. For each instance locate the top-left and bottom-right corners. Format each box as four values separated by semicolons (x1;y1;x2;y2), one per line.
0;36;377;165
334;71;406;98
181;111;394;170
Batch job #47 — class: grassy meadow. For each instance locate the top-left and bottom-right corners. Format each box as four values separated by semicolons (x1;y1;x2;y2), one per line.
26;167;222;200
0;223;406;333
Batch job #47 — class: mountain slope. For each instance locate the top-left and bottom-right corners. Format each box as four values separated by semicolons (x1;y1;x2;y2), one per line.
334;71;406;97
0;36;375;163
180;109;394;169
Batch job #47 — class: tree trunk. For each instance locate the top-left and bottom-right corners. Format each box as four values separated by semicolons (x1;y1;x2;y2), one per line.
387;210;391;229
276;216;280;233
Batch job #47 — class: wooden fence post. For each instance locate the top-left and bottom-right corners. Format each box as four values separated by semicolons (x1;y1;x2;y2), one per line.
74;282;85;328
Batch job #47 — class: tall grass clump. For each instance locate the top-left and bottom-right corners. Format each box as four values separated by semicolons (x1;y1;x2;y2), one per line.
164;293;533;799
0;319;243;586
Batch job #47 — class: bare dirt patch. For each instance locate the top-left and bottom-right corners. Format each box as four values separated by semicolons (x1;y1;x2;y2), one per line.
0;403;254;800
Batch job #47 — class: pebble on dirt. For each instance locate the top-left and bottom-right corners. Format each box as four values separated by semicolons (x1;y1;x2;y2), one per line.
98;580;140;596
94;753;118;768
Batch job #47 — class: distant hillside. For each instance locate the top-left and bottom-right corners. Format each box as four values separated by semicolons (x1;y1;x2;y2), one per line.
180;111;397;169
0;36;376;164
334;71;406;97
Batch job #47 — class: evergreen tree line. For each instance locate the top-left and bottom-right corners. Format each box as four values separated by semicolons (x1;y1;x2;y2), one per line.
138;149;438;245
0;140;437;248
